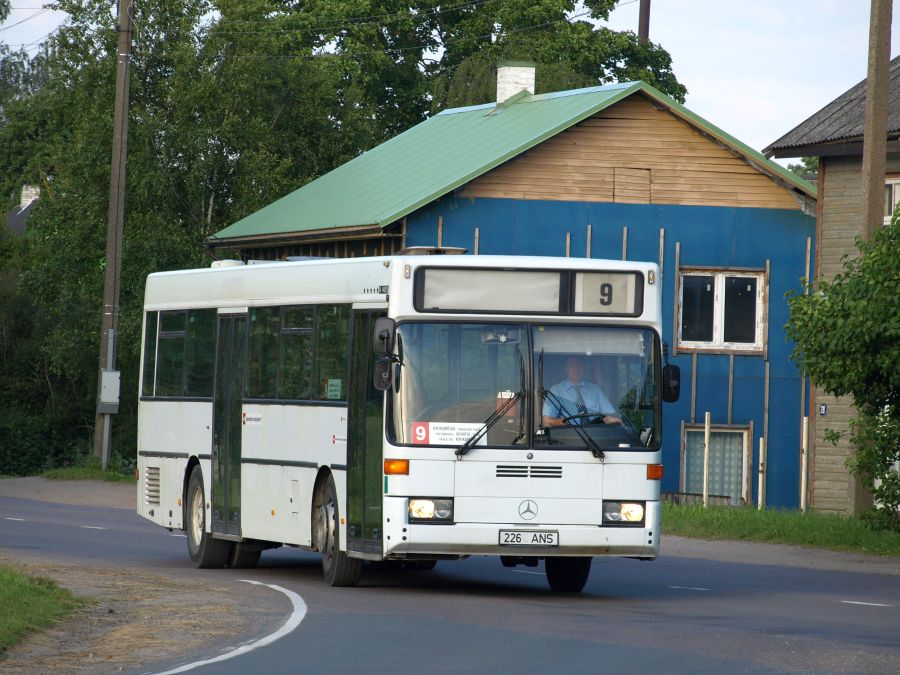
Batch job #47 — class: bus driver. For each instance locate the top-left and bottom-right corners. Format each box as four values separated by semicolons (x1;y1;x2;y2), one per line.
542;356;623;428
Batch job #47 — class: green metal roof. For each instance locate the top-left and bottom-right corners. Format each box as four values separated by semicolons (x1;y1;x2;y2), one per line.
210;81;816;243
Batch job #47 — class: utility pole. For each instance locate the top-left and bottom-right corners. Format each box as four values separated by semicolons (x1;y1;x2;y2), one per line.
638;0;651;44
93;0;133;468
860;0;892;241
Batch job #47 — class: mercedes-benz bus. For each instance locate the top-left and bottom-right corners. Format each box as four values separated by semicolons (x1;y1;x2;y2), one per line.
137;254;679;592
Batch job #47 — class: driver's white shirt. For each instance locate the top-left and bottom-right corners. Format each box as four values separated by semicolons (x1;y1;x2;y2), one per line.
542;379;616;421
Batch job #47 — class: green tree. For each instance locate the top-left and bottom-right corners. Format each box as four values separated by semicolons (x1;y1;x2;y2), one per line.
0;0;688;473
785;220;900;529
786;156;818;181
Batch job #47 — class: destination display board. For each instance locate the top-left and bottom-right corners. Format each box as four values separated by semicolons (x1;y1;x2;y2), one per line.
573;272;641;315
415;268;643;317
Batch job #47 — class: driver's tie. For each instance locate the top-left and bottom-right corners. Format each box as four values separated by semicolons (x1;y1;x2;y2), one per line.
575;386;587;416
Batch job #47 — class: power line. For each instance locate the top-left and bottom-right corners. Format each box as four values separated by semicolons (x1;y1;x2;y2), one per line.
0;7;47;32
5;24;61;51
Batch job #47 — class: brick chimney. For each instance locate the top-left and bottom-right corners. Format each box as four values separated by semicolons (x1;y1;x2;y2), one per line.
496;62;535;105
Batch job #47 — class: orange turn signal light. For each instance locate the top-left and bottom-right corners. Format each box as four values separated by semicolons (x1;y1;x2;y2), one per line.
384;459;409;475
647;464;664;480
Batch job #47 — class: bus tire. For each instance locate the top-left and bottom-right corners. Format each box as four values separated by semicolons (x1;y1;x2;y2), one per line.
319;474;362;587
545;556;592;593
227;543;261;569
186;466;231;568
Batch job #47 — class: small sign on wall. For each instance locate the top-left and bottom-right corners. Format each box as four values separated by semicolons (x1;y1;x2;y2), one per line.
819;403;828;417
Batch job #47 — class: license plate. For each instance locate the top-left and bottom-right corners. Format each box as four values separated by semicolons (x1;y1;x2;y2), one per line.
499;530;559;546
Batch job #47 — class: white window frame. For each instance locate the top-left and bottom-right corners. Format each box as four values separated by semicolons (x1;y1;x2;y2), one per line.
677;269;767;354
680;423;752;506
884;178;900;225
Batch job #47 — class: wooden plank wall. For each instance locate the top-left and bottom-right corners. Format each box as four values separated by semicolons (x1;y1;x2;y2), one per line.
460;94;801;210
808;154;899;515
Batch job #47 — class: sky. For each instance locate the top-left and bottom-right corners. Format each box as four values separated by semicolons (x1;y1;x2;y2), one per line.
2;0;898;165
603;0;899;161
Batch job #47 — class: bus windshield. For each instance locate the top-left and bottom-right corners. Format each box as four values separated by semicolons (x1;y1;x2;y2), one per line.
388;322;661;451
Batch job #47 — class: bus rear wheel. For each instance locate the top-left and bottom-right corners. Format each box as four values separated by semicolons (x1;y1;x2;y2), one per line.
545;556;592;593
186;466;231;568
317;474;362;587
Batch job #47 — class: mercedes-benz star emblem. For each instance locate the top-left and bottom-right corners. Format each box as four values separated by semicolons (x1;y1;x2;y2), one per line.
518;499;538;520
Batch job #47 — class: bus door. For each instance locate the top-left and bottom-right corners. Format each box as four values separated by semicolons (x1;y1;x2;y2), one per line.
212;313;246;537
347;310;385;558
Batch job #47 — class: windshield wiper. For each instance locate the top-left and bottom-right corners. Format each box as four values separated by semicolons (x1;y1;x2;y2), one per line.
456;389;525;457
538;349;605;460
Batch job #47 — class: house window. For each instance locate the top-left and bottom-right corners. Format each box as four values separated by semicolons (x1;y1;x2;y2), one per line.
884;179;900;224
681;425;751;506
678;270;766;353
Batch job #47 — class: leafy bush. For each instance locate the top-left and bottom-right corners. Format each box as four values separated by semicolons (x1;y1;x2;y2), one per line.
786;219;899;530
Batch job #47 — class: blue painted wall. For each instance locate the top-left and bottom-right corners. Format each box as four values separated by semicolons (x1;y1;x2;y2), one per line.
405;196;816;508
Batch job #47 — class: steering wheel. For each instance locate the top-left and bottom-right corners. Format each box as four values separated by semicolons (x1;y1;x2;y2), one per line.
561;412;604;425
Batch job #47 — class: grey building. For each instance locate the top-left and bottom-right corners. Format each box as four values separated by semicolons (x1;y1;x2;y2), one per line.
765;55;900;515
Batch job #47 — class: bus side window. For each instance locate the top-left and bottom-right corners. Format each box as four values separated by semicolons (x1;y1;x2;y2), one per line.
315;305;350;401
142;312;158;397
185;309;216;397
156;311;187;396
281;331;314;400
247;307;279;399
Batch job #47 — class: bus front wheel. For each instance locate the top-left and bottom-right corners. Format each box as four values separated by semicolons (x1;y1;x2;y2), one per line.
227;543;262;569
317;474;362;587
545;556;592;593
186;466;231;568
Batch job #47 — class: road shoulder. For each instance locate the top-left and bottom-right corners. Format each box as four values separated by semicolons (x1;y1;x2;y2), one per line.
664;535;900;576
0;550;286;674
0;476;135;510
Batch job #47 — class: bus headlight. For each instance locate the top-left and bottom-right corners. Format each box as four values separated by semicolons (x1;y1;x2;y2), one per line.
602;501;645;526
409;498;454;523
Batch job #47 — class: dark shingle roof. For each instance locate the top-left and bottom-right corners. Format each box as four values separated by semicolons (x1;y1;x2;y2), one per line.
765;55;900;155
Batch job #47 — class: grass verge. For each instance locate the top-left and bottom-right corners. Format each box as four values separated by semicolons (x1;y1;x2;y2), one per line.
0;566;83;653
41;457;134;483
662;503;900;556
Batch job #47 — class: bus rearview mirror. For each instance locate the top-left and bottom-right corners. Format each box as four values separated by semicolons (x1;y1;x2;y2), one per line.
373;317;396;355
373;357;392;391
662;364;680;403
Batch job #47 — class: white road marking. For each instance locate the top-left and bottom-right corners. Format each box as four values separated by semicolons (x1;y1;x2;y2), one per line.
511;570;544;575
170;533;187;537
669;585;710;591
79;526;106;530
841;600;892;607
152;580;308;675
4;517;26;521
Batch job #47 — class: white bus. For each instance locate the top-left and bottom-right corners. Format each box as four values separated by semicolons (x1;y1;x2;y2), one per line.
137;254;679;592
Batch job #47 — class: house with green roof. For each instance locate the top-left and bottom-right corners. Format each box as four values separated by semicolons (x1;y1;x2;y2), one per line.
208;65;817;508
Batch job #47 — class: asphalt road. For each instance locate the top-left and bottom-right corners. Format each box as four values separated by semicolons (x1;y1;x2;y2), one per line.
2;495;900;674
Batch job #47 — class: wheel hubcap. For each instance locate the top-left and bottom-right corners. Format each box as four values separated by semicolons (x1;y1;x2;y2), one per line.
323;501;336;562
191;487;203;546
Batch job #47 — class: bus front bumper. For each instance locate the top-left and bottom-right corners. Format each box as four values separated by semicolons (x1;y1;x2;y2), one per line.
383;498;660;559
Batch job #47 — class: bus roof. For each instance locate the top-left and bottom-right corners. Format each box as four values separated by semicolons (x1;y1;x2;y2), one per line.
144;255;660;315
